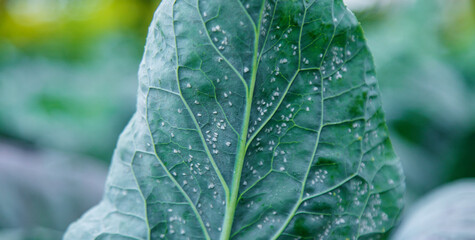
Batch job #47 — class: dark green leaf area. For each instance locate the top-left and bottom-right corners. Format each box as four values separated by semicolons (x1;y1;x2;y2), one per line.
64;0;404;239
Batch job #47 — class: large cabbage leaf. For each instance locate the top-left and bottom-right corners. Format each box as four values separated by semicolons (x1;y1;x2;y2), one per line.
65;0;404;239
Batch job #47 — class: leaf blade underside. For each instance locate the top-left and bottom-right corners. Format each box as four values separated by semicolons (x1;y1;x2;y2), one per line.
64;0;405;239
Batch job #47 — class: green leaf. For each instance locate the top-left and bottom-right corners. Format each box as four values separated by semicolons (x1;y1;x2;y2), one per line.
65;0;405;239
392;179;475;240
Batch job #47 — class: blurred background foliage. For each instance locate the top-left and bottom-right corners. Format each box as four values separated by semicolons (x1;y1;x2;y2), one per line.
0;0;159;161
0;0;474;238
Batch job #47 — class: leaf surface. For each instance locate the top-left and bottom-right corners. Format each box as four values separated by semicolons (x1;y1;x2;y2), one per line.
65;0;405;239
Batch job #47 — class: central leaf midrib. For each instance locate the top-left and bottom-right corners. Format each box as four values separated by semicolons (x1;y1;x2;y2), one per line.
220;0;266;239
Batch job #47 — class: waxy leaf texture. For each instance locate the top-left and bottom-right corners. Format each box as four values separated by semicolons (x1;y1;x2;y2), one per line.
65;0;405;239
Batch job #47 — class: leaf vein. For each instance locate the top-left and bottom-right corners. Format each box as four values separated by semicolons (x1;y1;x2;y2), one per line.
196;0;249;91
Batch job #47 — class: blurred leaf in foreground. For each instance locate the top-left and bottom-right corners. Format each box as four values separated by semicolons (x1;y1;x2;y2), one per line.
392;179;475;240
